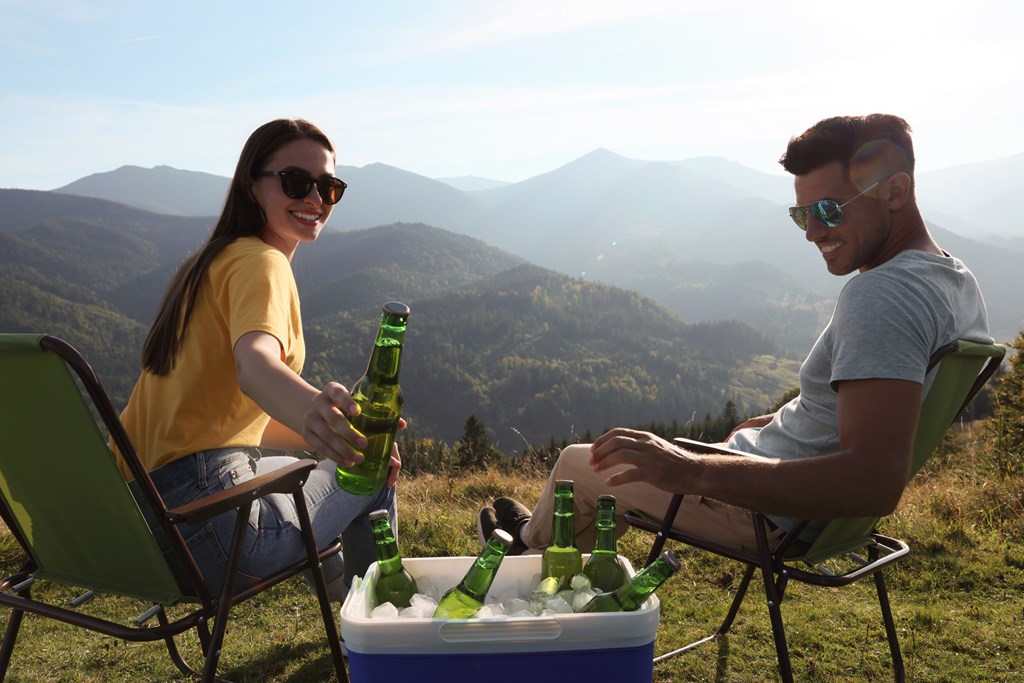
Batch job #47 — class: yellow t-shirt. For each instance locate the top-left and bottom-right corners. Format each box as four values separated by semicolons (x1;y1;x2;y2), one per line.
117;237;305;477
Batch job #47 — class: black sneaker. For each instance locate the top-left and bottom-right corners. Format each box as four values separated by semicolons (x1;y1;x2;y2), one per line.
477;506;498;548
493;497;532;555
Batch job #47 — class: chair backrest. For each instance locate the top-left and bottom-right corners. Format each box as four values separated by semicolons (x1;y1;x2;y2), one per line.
0;333;185;605
798;339;1006;564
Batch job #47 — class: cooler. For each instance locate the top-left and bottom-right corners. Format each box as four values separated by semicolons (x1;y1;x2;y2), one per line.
339;554;659;682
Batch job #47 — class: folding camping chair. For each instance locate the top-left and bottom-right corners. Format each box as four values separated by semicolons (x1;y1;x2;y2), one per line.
0;333;348;682
625;338;1005;682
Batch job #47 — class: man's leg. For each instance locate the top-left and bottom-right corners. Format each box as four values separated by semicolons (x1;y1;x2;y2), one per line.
517;444;782;555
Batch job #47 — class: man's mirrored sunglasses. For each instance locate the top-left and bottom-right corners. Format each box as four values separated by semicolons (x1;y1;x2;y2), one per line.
788;182;878;231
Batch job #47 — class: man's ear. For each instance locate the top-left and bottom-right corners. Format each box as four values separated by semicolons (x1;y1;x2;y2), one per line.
884;172;912;210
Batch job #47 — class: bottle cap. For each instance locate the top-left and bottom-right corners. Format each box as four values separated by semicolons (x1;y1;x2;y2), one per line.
597;494;616;503
369;509;389;521
555;479;574;490
383;301;411;317
662;551;681;570
491;529;513;546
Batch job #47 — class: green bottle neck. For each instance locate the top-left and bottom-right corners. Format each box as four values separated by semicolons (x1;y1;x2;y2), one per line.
593;503;617;553
459;539;508;601
550;487;576;548
365;314;406;385
613;556;677;610
371;518;405;576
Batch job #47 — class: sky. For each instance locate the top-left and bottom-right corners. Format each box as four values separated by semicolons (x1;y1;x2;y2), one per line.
1;0;1022;191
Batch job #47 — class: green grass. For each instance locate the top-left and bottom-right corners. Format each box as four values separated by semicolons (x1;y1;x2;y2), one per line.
1;425;1022;682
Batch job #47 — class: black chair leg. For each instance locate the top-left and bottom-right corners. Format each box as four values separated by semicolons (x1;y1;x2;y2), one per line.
653;562;756;663
718;564;755;635
873;571;906;682
294;491;348;682
761;572;793;683
645;495;684;567
156;607;205;680
754;517;793;683
0;608;24;681
201;502;250;683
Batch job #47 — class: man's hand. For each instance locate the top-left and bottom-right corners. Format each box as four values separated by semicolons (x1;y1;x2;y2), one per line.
586;377;921;519
589;428;698;491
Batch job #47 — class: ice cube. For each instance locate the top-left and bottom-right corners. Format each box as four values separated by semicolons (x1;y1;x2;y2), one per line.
510;609;535;618
371;602;399;619
416;578;438;601
570;574;591;591
572;588;597;611
398;606;425;619
503;597;530;614
410;593;438;614
543;594;573;614
475;604;509;619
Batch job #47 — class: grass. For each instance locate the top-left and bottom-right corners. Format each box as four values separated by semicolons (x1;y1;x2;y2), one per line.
1;423;1022;682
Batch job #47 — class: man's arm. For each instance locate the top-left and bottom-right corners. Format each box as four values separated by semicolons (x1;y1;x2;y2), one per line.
590;377;921;519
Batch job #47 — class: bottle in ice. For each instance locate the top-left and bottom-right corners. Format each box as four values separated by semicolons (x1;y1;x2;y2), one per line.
368;509;417;608
335;301;410;495
433;529;513;619
582;494;625;592
576;551;681;613
541;480;582;590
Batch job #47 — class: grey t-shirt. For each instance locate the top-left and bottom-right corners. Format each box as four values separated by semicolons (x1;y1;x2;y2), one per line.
727;249;991;532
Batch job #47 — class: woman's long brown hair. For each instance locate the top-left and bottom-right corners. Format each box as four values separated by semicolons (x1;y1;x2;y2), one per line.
140;119;334;375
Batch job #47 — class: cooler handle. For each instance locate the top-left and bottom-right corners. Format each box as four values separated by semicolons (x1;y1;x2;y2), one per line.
439;618;563;642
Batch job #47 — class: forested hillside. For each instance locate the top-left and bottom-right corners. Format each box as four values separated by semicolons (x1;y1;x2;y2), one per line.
0;189;799;446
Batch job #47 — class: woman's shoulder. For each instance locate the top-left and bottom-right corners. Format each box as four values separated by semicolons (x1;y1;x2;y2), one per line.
222;235;280;257
220;236;289;268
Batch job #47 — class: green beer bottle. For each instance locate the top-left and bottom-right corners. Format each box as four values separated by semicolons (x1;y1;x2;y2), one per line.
582;494;626;592
577;551;681;613
335;301;410;495
369;509;417;608
541;480;583;590
433;529;513;619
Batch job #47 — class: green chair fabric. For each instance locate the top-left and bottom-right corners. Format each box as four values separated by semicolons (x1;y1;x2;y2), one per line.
625;338;1005;682
0;333;183;605
0;334;348;682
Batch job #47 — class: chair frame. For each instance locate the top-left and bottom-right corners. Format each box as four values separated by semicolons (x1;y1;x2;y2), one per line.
0;334;348;682
625;338;1005;682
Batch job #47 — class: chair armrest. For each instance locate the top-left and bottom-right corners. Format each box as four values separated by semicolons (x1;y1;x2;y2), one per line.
673;437;772;461
166;458;318;526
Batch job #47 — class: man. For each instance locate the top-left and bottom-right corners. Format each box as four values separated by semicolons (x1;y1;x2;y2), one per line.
480;114;992;555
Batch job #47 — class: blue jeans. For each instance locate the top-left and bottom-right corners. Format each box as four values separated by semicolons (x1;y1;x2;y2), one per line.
130;447;395;601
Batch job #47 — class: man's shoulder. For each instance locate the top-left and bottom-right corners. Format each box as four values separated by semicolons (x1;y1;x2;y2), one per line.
843;250;969;296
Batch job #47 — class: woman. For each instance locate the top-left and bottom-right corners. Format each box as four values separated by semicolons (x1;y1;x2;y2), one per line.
118;118;398;599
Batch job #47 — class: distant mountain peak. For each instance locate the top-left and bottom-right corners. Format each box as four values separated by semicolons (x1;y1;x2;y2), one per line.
436;175;511;192
52;164;230;217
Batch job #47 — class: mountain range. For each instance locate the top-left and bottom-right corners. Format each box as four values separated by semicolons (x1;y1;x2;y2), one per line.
51;150;1024;348
3;149;1020;445
0;188;803;445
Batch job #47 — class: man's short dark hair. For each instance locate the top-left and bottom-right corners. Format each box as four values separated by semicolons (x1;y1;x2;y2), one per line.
779;114;916;187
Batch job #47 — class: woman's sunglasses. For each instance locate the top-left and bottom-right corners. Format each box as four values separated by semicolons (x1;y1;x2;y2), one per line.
788;182;878;231
255;169;347;205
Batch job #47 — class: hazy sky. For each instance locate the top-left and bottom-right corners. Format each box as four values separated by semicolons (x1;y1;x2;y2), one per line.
2;0;1022;190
